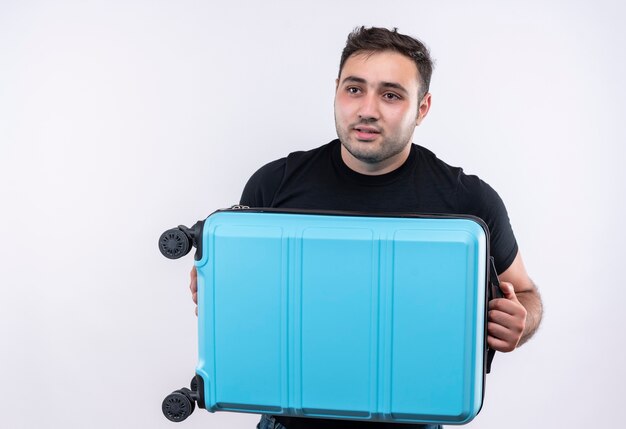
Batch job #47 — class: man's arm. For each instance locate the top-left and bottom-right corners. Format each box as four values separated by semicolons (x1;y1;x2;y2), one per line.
488;250;543;352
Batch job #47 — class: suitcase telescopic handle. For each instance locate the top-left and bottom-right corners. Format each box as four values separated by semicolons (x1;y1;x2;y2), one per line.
488;256;504;300
158;221;204;260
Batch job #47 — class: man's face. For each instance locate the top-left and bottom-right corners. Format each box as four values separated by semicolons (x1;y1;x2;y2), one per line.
334;50;430;174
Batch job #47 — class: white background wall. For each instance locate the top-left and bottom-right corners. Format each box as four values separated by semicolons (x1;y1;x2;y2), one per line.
1;1;625;428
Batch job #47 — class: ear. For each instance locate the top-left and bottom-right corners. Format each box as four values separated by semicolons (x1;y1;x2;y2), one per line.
416;92;432;126
335;78;339;92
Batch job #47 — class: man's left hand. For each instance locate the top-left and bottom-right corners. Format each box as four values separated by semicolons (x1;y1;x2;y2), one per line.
487;281;527;352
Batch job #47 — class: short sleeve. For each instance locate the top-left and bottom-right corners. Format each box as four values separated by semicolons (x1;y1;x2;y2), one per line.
239;158;287;207
457;174;518;274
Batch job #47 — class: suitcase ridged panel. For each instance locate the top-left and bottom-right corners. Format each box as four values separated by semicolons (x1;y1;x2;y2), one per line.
300;227;375;417
195;212;487;424
389;230;483;422
200;223;285;412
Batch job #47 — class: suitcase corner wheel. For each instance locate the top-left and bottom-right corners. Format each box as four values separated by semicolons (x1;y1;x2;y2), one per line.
162;377;201;422
158;228;192;260
158;221;204;260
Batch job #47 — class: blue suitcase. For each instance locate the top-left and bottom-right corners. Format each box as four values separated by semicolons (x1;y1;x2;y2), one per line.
159;207;502;425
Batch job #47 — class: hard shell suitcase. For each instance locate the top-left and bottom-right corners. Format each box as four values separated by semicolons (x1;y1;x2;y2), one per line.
159;208;502;425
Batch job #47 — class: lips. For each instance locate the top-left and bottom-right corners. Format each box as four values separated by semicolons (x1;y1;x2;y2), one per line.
353;125;381;140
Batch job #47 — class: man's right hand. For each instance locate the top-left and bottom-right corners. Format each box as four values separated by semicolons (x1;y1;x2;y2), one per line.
190;266;198;316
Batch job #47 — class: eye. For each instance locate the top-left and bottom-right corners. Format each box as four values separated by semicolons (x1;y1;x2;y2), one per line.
383;92;401;101
346;86;361;94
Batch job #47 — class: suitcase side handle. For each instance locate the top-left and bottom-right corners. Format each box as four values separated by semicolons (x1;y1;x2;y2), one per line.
486;256;503;373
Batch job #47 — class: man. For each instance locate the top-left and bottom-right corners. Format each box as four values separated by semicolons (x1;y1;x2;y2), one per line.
190;27;542;429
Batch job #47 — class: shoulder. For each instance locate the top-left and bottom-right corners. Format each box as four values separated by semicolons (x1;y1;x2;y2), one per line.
415;145;462;180
456;169;505;214
453;167;518;273
414;144;502;207
239;157;287;207
415;145;518;272
413;144;465;198
248;157;288;183
284;140;337;169
240;141;337;207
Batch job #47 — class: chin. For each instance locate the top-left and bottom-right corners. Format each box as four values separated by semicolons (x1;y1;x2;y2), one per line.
346;146;386;164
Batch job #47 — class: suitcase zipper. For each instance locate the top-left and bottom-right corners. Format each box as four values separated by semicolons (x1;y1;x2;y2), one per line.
222;205;488;229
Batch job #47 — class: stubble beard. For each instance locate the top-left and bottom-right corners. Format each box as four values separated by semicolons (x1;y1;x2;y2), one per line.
335;119;411;165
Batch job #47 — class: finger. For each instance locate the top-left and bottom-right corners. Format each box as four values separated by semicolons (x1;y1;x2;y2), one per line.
489;298;526;317
190;267;198;293
499;281;519;303
489;310;525;336
487;321;512;340
487;335;516;353
192;267;199;317
488;309;516;326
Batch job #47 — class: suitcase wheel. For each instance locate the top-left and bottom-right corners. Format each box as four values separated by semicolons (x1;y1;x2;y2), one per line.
190;376;198;392
159;228;191;259
162;389;195;422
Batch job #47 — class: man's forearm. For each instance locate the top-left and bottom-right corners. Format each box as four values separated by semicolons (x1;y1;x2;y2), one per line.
516;284;543;346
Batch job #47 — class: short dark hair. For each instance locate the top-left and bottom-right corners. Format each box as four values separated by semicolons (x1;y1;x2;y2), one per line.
339;26;434;101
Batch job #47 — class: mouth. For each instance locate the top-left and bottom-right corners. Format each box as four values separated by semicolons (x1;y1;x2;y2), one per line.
352;125;381;140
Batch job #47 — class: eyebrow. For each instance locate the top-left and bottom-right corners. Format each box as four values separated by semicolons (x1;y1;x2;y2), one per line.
341;75;409;95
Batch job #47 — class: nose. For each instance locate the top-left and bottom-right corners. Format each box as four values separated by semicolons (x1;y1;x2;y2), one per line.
358;92;380;122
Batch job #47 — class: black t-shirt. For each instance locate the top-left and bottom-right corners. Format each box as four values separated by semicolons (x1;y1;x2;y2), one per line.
241;139;518;274
240;139;518;429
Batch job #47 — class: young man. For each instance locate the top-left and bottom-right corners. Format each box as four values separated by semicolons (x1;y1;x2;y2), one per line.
190;27;542;429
